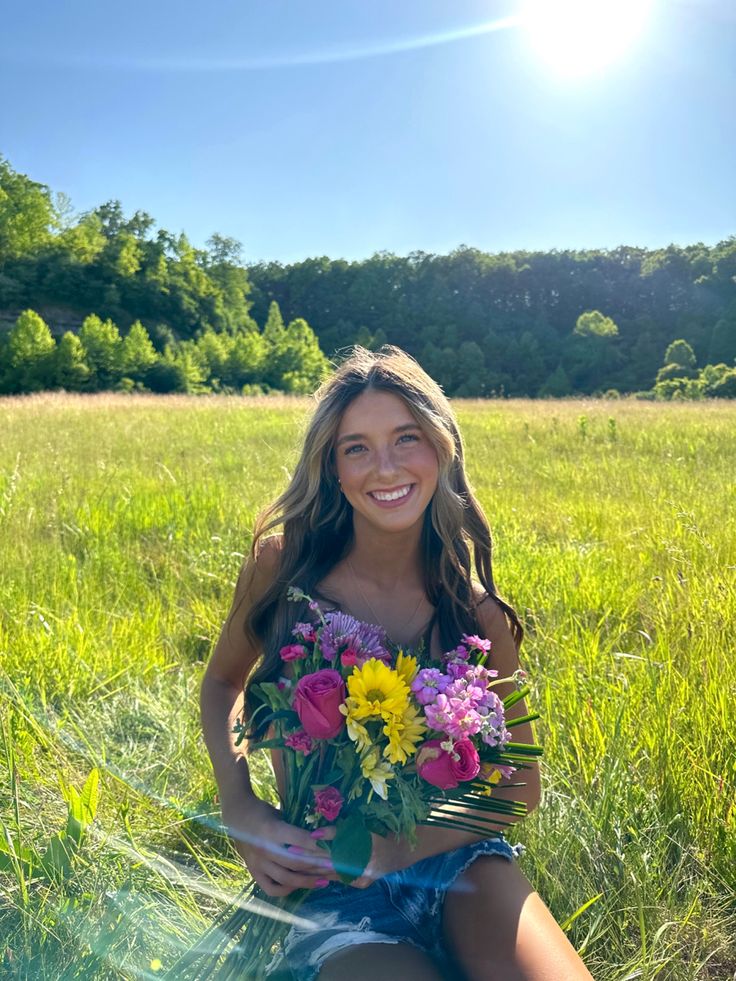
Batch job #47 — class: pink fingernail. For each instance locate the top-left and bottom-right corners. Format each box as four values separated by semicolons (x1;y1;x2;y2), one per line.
314;878;329;889
310;828;326;839
288;845;305;855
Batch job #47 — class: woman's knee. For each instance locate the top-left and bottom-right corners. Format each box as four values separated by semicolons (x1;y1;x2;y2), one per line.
443;856;593;980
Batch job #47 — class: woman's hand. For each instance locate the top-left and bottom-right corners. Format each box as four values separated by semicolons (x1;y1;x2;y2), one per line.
222;796;337;897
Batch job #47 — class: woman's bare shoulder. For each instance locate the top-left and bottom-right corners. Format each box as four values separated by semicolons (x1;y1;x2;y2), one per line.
253;533;284;578
204;534;283;687
472;584;518;654
472;584;504;628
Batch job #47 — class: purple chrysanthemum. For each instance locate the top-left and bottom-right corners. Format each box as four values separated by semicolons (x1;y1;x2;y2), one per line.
318;611;389;663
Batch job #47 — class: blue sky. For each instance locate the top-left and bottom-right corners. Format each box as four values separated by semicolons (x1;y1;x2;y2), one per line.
1;0;734;262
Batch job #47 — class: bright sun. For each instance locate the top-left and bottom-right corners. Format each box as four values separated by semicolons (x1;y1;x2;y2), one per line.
523;0;656;76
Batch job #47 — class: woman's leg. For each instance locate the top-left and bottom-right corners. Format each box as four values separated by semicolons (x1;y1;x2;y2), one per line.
442;855;594;981
318;941;445;980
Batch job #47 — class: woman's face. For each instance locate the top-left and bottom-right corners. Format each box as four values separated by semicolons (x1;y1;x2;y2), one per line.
334;389;440;536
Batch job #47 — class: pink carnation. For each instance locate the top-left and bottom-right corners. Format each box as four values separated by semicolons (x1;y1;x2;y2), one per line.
285;730;315;755
280;643;308;662
314;786;344;822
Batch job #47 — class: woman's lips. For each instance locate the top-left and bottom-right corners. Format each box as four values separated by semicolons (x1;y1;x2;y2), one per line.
367;483;416;509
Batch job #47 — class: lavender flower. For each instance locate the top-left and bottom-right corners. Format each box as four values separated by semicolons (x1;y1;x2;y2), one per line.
411;668;449;705
461;633;492;653
319;611;389;664
424;693;483;740
292;621;317;643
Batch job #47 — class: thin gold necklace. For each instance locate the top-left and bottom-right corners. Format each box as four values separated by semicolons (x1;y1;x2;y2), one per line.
346;556;426;646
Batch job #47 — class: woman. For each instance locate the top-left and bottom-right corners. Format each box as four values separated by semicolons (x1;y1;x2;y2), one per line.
200;346;594;979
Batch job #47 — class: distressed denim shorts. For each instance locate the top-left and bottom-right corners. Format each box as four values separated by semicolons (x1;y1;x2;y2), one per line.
266;836;525;980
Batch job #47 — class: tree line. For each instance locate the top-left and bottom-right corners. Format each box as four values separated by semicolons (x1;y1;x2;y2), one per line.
1;154;735;397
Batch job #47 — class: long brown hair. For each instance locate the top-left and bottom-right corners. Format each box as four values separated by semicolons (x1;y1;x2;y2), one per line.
241;345;522;735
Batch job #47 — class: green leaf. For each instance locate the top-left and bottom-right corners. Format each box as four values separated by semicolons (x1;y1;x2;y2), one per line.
501;690;526;709
330;815;372;884
559;892;604;932
68;786;83;824
506;712;540;727
80;767;100;822
40;833;76;881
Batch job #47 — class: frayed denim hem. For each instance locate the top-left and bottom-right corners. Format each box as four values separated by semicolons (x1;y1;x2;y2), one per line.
267;837;524;980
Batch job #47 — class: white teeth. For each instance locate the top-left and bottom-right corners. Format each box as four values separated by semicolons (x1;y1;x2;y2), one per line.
371;485;411;502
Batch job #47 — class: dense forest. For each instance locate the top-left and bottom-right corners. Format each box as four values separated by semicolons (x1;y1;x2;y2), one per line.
1;154;735;397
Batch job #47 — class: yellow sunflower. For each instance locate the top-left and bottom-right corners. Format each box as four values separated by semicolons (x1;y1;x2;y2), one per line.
347;658;410;722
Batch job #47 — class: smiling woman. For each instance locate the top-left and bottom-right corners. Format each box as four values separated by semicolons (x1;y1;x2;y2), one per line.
523;0;656;75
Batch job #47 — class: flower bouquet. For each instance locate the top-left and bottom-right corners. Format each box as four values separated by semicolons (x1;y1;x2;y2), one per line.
168;587;541;980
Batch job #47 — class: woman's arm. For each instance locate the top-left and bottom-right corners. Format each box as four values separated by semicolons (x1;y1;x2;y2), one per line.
201;538;335;895
354;593;540;885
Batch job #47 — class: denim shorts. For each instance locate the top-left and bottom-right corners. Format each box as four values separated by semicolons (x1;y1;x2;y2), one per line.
266;836;525;980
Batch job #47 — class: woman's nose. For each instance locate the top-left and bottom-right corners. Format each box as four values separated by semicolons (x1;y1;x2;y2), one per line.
373;444;399;478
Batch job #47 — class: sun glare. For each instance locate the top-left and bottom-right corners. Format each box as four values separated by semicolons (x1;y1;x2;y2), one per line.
523;0;655;76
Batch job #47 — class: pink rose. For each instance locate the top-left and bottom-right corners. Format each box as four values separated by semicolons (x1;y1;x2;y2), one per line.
293;669;346;739
280;643;308;662
451;738;481;781
314;786;344;822
340;648;359;668
416;738;480;789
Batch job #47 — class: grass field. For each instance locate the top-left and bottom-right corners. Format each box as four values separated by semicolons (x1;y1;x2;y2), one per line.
1;392;735;980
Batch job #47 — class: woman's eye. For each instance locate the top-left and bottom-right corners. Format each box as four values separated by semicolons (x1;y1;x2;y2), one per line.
344;444;365;455
398;433;419;444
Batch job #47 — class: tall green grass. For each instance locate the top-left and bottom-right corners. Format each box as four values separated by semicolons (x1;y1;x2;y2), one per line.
1;393;734;980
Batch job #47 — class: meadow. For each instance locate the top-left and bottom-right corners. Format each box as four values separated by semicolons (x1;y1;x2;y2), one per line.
1;392;735;980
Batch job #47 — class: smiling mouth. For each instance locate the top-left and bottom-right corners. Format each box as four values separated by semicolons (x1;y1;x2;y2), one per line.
368;484;414;502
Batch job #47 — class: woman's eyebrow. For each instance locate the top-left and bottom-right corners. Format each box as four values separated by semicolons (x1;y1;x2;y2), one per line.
335;423;420;447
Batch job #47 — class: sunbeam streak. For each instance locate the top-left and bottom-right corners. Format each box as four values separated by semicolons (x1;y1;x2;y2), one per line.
10;15;523;72
89;828;318;932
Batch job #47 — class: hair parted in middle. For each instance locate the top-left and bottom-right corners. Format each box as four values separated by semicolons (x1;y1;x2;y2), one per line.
240;344;522;735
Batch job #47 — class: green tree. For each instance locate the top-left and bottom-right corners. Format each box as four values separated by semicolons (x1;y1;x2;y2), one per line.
227;331;267;387
710;368;736;398
453;341;487;397
79;314;124;390
122;321;158;382
262;301;288;388
58;213;106;264
54;331;90;391
707;315;736;366
656;338;699;384
196;330;231;388
574;310;619;338
654;377;705;400
0;157;56;264
4;309;57;392
664;339;697;369
278;318;330;393
539;364;571;397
